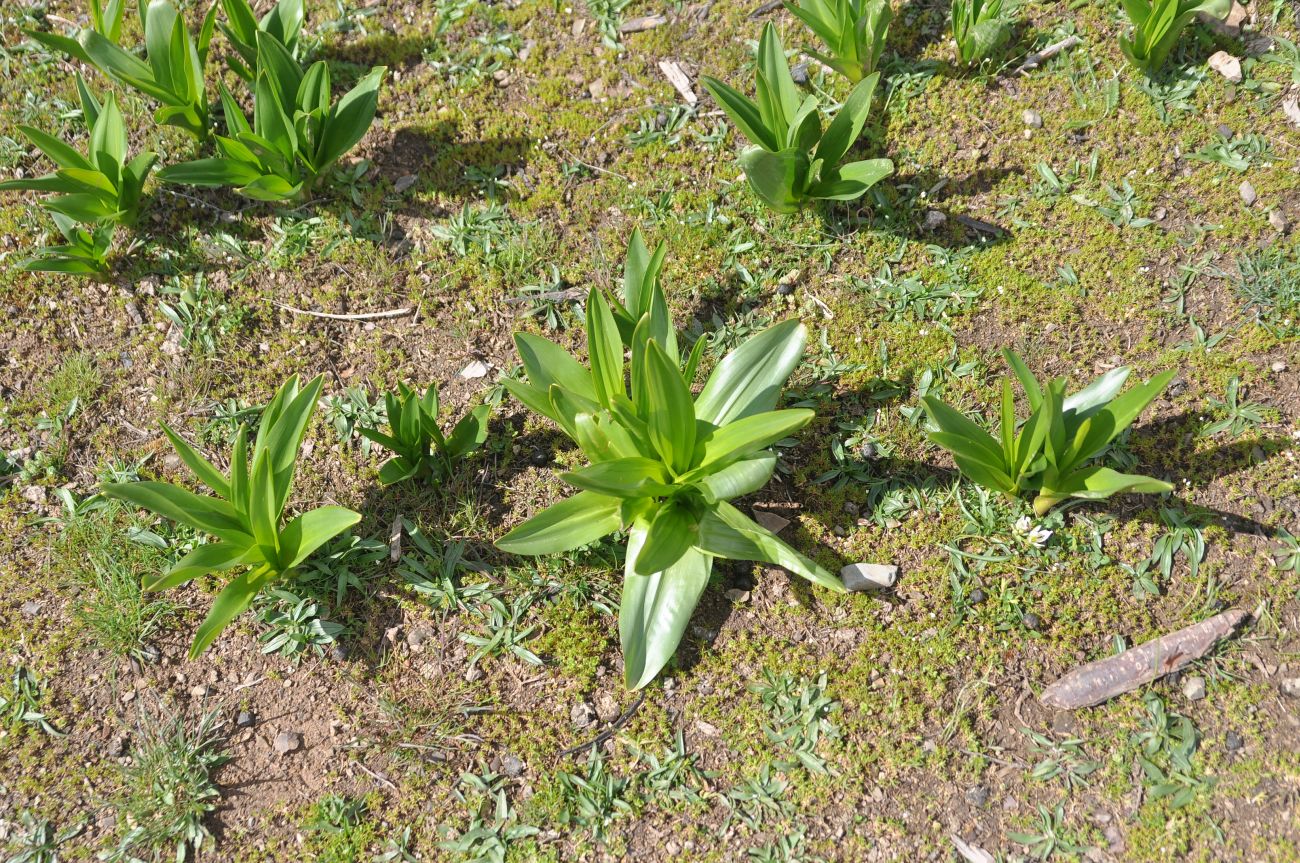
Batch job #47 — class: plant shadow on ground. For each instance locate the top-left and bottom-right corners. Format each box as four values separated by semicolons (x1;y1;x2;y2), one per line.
366;121;534;209
315;33;441;71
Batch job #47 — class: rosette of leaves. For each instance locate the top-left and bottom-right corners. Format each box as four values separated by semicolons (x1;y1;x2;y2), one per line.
1119;0;1231;76
951;0;1013;66
102;375;361;657
784;0;893;83
922;350;1175;516
700;22;893;213
359;384;491;485
496;233;844;690
158;31;385;201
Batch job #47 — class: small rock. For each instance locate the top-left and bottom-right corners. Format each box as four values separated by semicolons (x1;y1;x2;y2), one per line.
1182;675;1206;701
1021;612;1042;631
775;269;800;296
1271;360;1288;373
189;684;212;698
968;588;986;605
460;360;491;379
20;485;45;506
1208;51;1243;83
500;753;525;777
529;449;550;467
725;588;751;603
594;693;620;723
587;79;605;99
328;642;349;662
20;600;42;617
1104;823;1126;854
139;644;161;664
922;209;947;231
492;68;510;87
406;626;435;651
464;665;484;682
236;710;256;729
1022;109;1042;128
790;62;809;85
1269;209;1290;233
1239;180;1257;206
570;702;595;728
273;731;302;755
752;509;790;534
840;563;898;592
1224;730;1244;751
107;733;130;757
965;785;990;807
1281;677;1300;698
394;174;417;193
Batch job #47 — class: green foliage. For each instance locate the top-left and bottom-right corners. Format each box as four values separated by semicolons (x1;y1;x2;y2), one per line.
785;0;892;83
3;811;83;863
32;0;217;140
102;375;361;658
1119;0;1231;75
0;74;156;274
951;0;1013;65
359;384;491;485
700;23;893;213
101;708;228;863
219;0;304;81
922;350;1174;516
0;667;63;738
496;230;843;689
158;32;385;201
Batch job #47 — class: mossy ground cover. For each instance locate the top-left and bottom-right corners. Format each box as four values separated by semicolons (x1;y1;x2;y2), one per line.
1;0;1298;860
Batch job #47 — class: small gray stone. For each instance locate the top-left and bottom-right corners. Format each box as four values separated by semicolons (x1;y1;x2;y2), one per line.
273;730;302;755
965;785;990;807
1182;675;1206;701
570;702;595;728
20;600;42;617
500;753;524;777
1269;209;1290;233
329;642;349;662
1224;730;1243;751
790;62;809;85
236;710;256;728
394;174;417;193
1022;109;1042;128
107;733;130;757
922;209;947;231
406;626;434;650
1272;360;1287;373
1239;179;1257;206
595;693;620;723
1281;677;1300;698
138;644;161;664
839;563;898;592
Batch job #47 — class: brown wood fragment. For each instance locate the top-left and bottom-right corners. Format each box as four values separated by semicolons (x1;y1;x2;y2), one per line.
1039;610;1248;710
658;59;697;106
619;14;666;33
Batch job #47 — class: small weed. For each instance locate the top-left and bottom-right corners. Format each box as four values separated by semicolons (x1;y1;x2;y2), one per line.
2;811;83;863
295;532;388;609
257;589;346;660
440;788;538;862
322;386;386;455
1009;804;1088;859
101;707;228;863
74;551;181;660
556;748;634;842
1131;692;1213;808
157;272;241;355
751;669;840;774
725;766;793;829
1021;727;1102;789
1126;507;1205;598
1199;377;1268;439
1074;180;1154;229
1189;131;1275;173
0;667;63;738
747;829;826;863
1234;245;1299;336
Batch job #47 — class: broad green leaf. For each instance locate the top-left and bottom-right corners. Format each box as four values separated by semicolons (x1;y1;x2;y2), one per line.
16;126;94;172
188;566;272;658
696;319;806;426
495;490;622;555
281;506;362;568
816;72;879;167
700;76;779;152
102;481;248;543
738;146;810;214
146;540;250;591
445;403;492;459
586;289;625;408
158;157;264;187
620;523;712;689
695;452;776;503
160;422;230;497
695;409;813;469
921;396;1005;466
316;66;386;170
634;500;700;575
809;157;893;200
644;340;696;473
696;501;843;592
561;457;675;499
514;333;597;401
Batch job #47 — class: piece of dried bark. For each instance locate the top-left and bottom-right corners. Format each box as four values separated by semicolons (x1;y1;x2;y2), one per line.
658;60;697;106
1040;610;1248;710
620;14;666;33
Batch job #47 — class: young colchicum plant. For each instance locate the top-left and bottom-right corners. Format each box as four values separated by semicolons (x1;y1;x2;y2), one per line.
922;350;1175;516
1119;0;1230;76
158;32;385;201
496;232;845;690
0;75;156;274
701;23;893;214
784;0;893;83
102;375;361;657
359;384;491;485
33;0;216;140
951;0;1013;66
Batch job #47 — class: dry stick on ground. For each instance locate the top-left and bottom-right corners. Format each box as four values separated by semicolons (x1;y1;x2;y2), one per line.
555;691;648;760
1039;609;1250;709
269;299;413;321
1016;35;1082;74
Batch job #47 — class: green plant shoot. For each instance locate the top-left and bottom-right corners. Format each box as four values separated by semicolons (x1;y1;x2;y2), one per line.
785;0;893;83
359;384;492;485
102;375;361;658
1119;0;1231;75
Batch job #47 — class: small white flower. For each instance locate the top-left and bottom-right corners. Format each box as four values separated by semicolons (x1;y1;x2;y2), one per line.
1027;525;1053;548
1014;515;1032;533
